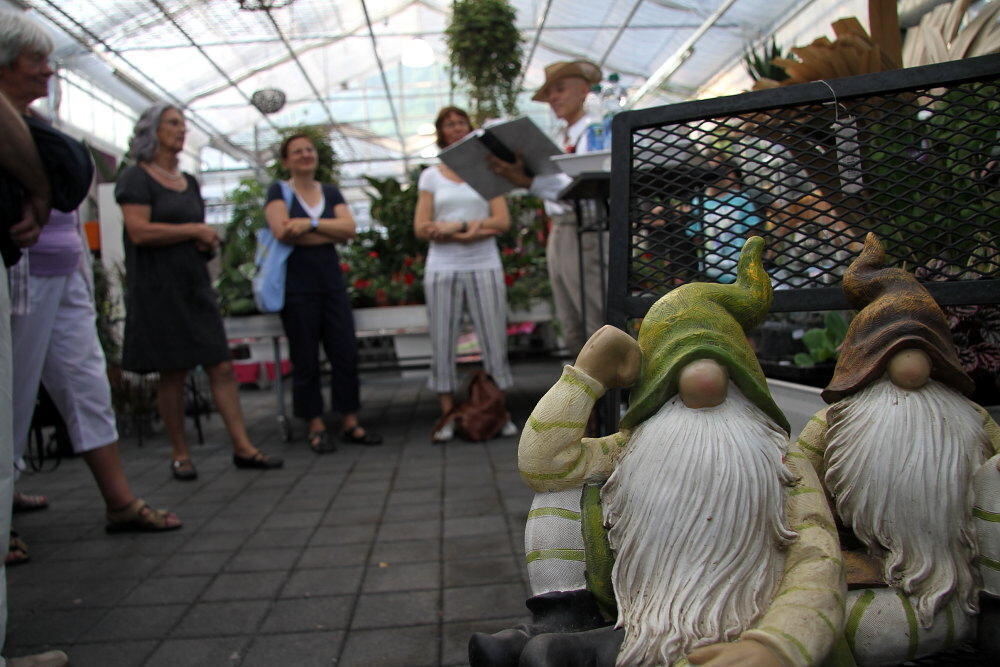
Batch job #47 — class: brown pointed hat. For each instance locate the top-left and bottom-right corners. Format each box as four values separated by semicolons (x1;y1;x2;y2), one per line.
821;233;974;403
620;237;789;434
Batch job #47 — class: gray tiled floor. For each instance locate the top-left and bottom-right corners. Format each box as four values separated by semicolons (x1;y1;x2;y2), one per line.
5;359;563;666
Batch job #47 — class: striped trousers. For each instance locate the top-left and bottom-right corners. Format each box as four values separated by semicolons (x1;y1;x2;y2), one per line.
424;268;513;394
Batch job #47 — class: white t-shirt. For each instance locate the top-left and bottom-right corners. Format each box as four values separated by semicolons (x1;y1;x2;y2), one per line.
419;166;502;273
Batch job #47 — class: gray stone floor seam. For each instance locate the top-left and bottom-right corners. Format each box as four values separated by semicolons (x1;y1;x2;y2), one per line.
4;360;564;666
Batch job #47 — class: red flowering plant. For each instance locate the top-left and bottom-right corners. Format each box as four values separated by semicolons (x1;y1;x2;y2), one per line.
496;193;551;310
340;171;426;307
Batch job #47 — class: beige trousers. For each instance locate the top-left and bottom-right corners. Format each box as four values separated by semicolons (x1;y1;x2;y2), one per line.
546;219;606;355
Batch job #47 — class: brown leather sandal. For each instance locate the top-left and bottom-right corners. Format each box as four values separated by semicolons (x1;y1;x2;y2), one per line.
106;499;182;534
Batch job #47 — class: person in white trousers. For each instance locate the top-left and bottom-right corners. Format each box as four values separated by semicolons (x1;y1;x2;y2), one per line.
0;26;68;666
415;106;518;442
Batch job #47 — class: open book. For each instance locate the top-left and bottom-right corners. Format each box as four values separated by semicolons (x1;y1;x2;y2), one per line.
438;116;563;200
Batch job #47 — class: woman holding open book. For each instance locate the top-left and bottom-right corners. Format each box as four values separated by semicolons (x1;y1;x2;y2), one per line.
414;107;518;443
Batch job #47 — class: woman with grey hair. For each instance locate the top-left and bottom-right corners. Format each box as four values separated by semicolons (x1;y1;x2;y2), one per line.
116;104;282;478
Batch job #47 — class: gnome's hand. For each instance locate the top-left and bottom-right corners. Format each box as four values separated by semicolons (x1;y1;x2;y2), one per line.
575;325;641;388
687;639;784;666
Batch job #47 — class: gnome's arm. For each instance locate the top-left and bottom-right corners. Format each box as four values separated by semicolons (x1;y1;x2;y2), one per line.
518;365;631;492
519;326;641;492
977;405;1000;455
739;444;847;666
792;408;831;474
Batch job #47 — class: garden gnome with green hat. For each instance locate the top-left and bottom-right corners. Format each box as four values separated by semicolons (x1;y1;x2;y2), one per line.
471;238;845;666
793;233;1000;665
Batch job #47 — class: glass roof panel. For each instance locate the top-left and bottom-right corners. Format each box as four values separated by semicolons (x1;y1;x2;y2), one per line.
19;0;815;182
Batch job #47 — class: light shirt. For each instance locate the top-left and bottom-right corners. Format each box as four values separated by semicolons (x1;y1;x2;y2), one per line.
293;186;325;221
28;209;84;276
529;113;598;216
419;166;502;273
686;192;760;283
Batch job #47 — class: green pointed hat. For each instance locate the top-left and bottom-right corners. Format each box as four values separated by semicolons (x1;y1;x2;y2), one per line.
619;237;789;433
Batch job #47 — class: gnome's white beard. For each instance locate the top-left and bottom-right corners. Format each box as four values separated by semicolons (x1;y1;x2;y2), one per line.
602;386;797;667
825;378;989;627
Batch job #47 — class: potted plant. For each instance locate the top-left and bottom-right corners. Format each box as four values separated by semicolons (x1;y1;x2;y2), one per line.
445;0;523;124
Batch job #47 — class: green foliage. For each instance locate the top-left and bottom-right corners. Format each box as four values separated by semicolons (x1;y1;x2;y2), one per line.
743;37;789;82
340;170;426;307
863;83;1000;268
498;194;551;310
445;0;523;124
794;312;848;367
92;259;123;365
216;177;266;316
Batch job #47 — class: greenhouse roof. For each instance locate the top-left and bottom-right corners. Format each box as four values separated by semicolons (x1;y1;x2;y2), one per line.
13;0;813;177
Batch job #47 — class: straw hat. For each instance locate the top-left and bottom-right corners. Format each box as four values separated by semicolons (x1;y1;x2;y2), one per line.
531;60;602;102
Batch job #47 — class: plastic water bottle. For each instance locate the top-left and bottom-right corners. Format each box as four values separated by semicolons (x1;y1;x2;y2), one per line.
584;84;606;151
600;73;626;148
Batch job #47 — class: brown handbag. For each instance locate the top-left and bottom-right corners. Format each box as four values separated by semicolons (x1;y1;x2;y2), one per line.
432;371;510;442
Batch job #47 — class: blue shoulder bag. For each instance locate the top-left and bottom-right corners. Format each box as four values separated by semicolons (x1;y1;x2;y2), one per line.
252;181;295;313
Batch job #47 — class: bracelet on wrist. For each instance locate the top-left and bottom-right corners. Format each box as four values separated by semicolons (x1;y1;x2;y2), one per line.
309;217;320;230
459;221;468;233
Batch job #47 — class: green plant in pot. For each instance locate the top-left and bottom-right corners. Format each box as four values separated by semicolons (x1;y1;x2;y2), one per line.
743;36;789;84
794;311;849;367
445;0;523;124
215;125;340;315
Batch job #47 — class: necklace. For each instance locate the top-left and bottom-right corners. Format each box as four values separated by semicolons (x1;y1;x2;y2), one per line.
148;162;185;181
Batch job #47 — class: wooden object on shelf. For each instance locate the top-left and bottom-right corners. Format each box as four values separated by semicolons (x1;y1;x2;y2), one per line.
867;0;903;69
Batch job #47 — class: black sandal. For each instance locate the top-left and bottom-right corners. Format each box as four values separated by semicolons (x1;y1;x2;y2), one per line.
6;531;29;566
171;458;198;481
307;430;337;454
233;451;284;470
341;426;383;446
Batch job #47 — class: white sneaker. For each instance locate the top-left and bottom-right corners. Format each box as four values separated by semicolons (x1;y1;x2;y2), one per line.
9;651;69;667
432;421;455;443
500;419;519;437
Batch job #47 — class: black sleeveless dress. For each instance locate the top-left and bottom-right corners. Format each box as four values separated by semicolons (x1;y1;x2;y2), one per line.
114;165;229;373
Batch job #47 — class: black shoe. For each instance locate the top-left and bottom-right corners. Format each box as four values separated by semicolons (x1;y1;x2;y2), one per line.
233;452;284;469
341;426;383;445
171;459;198;481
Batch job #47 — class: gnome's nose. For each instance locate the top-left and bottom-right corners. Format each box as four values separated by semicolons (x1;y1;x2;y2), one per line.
679;359;729;409
887;349;931;390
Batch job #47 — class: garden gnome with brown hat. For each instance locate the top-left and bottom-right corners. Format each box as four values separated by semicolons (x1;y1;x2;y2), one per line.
471;238;846;666
794;233;1000;664
488;59;604;355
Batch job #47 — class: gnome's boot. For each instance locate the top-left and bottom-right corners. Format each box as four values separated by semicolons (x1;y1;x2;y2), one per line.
468;589;610;667
978;593;1000;658
520;625;625;667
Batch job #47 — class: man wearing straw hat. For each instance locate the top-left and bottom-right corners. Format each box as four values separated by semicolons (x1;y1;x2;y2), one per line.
488;60;604;355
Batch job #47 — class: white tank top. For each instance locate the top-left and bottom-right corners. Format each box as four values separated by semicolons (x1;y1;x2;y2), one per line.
418;166;502;273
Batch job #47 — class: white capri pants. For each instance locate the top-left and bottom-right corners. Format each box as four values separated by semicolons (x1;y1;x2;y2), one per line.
11;267;118;462
424;268;513;394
